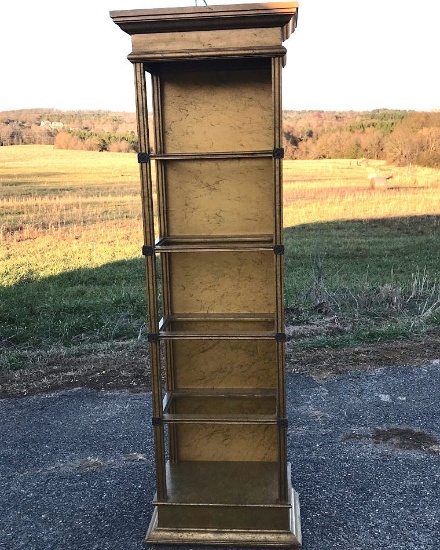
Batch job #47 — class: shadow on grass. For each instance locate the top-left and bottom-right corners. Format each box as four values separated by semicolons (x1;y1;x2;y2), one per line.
1;215;439;361
284;215;440;345
0;258;148;352
284;215;440;293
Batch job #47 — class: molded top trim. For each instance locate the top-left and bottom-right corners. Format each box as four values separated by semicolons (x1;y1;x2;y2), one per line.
110;2;298;40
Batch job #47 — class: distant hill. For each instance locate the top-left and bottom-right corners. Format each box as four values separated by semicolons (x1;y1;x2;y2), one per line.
1;108;439;167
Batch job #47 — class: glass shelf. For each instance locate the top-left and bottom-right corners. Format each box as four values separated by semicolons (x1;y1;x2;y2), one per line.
151;150;274;160
163;389;277;424
158;313;276;340
155;234;274;252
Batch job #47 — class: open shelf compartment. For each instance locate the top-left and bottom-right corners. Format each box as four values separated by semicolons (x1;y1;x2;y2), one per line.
159;461;284;505
146;461;301;545
165;337;278;390
156;157;275;238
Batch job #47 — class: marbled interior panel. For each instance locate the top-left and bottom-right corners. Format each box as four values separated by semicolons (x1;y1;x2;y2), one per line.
176;424;278;461
164;159;273;236
170;395;275;415
172;339;276;389
161;66;273;153
168;251;275;314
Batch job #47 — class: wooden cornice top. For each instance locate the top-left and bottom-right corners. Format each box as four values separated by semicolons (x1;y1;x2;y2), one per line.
110;3;298;41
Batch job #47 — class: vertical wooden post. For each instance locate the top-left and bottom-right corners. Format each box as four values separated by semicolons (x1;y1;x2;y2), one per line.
133;62;167;501
272;56;289;503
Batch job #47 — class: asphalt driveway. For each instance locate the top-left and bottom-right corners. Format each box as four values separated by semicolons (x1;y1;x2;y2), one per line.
1;361;439;550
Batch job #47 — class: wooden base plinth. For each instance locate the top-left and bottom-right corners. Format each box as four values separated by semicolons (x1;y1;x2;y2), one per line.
145;461;301;547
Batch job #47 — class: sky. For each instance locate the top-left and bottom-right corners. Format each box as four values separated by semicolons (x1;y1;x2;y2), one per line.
1;0;439;113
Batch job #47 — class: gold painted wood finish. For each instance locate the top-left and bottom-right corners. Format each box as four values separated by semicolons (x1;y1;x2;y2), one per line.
147;463;301;546
110;3;298;34
111;3;300;547
176;424;278;462
159;158;274;237
160;64;272;153
131;28;282;59
167;251;275;314
170;339;277;388
110;3;299;55
110;3;298;65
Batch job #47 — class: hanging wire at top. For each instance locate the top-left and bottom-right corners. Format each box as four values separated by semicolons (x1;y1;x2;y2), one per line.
195;1;208;5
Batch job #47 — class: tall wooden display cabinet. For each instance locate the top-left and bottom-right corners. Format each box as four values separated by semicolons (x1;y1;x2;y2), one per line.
111;3;300;546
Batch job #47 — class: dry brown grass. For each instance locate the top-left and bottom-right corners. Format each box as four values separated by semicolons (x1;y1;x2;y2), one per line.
283;159;440;227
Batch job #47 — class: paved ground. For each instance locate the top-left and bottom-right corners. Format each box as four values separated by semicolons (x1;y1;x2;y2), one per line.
1;362;439;550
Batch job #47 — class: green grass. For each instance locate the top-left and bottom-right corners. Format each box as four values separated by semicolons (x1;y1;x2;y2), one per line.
285;216;440;297
0;260;146;348
284;217;440;346
1;146;440;369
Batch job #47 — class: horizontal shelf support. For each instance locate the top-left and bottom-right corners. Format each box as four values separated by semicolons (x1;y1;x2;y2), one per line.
154;234;275;253
164;389;277;399
155;313;279;340
148;149;285;160
160;313;275;325
143;240;283;254
155;244;274;253
162;414;277;425
150;150;274;160
158;332;277;341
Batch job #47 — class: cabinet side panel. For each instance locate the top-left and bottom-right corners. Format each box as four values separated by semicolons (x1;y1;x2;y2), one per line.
169;251;275;314
165;159;273;236
176;424;278;461
172;340;277;389
161;65;273;153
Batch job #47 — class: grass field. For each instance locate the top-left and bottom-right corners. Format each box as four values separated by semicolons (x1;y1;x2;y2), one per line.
283;160;440;346
1;145;440;369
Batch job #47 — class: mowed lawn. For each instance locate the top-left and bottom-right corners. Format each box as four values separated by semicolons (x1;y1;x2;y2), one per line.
1;145;440;367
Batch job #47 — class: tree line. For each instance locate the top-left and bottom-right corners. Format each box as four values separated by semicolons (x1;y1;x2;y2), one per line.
283;110;440;167
1;108;440;167
0;109;138;153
